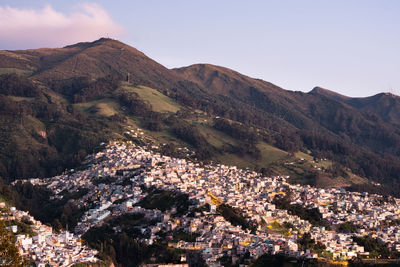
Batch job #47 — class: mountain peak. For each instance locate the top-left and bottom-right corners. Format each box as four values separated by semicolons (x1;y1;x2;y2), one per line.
309;86;350;102
376;92;399;99
0;38;177;86
173;63;286;97
63;38;123;49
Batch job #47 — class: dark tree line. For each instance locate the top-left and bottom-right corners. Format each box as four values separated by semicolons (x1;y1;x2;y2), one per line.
47;74;122;103
213;118;262;158
217;204;255;231
352;236;398;259
272;191;330;229
172;122;215;160
0;103;120;182
117;90;152;115
0;220;25;266
73;74;121;103
0;181;89;230
137;187;190;216
213;118;259;144
0;73;40;97
83;224;183;266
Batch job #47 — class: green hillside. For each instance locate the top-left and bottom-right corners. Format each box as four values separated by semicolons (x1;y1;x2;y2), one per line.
74;98;121;117
0;38;400;198
119;83;181;113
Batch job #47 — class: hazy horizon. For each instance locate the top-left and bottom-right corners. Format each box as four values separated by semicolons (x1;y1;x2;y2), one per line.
1;0;399;97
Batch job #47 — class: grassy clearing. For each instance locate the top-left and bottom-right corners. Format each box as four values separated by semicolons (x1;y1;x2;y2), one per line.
93;102;118;116
294;151;313;161
269;152;370;188
73;98;120;117
315;176;351;188
196;123;236;148
194;121;287;169
119;83;181;113
0;68;33;76
347;172;369;185
295;152;332;169
124;118;185;147
258;142;288;164
294;151;367;185
142;128;178;144
216;153;257;169
215;141;287;170
6;96;35;102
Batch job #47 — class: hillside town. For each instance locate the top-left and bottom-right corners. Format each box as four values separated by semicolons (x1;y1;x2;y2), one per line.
14;138;400;266
0;202;98;266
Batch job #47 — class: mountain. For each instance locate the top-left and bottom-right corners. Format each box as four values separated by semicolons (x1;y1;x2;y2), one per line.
0;38;181;88
0;38;400;197
174;63;285;96
310;86;400;125
347;93;400;124
174;64;400;157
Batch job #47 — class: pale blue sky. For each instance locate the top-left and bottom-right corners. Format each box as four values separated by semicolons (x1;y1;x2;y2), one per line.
1;0;399;97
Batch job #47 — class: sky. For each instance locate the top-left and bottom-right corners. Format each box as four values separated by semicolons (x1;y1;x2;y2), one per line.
0;1;399;97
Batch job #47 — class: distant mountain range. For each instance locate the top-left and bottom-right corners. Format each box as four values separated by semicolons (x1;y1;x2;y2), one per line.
0;38;400;197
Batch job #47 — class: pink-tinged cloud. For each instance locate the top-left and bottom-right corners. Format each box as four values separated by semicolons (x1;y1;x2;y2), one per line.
0;3;125;49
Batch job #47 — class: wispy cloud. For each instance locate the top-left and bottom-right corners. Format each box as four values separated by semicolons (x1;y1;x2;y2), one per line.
0;3;125;49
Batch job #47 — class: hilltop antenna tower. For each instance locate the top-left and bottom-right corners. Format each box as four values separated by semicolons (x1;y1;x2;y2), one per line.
387;83;399;96
388;87;398;96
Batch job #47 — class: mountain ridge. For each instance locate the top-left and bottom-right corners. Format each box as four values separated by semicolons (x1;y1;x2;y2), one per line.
309;86;400;124
309;86;351;101
0;38;400;197
2;38;397;99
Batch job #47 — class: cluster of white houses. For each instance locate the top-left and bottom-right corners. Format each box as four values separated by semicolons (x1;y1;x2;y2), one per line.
20;141;400;265
0;202;97;266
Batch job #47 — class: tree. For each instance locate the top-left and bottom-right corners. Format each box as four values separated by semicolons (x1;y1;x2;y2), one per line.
0;220;24;266
52;219;63;233
298;232;314;250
